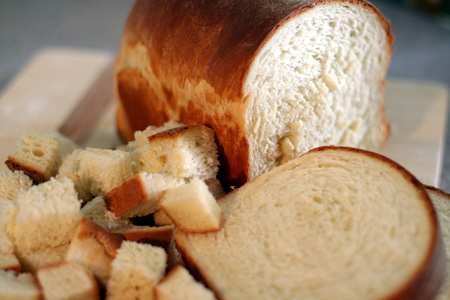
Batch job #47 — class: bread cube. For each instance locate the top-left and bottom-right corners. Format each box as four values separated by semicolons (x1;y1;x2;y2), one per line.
106;241;167;300
159;179;222;233
5;131;60;183
105;172;185;218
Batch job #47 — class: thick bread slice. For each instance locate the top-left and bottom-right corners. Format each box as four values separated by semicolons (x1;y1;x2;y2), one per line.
129;125;219;180
81;196;133;232
0;270;42;300
159;179;222;234
37;261;100;300
115;0;393;187
5;131;60;183
13;178;81;254
65;219;124;287
106;241;167;300
154;265;216;300
105;173;186;218
176;146;445;300
0;170;33;201
426;186;450;300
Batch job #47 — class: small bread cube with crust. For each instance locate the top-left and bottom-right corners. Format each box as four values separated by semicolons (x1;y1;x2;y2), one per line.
159;178;222;233
105;172;185;219
5;131;60;183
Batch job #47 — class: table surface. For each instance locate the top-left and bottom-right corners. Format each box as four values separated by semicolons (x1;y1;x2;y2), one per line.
1;0;450;190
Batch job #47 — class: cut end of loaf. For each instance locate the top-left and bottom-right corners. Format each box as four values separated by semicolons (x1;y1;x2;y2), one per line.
245;1;392;179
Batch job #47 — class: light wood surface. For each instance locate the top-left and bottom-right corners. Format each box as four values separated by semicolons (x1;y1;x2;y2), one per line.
0;48;447;187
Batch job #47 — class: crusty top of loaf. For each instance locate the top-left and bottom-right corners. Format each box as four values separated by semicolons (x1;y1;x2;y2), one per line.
121;0;392;100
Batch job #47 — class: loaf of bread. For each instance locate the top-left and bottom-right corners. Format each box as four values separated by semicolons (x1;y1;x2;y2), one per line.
115;0;393;186
176;146;445;300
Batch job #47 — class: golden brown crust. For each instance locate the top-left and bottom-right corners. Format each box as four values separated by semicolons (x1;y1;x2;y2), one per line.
117;225;174;250
0;263;21;273
115;0;393;187
5;157;44;184
77;219;124;258
104;174;147;218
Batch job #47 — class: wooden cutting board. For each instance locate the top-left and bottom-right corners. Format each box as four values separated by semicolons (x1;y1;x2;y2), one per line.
0;48;448;187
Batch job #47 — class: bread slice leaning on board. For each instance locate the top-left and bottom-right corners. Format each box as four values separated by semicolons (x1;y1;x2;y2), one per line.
115;0;393;187
176;146;446;300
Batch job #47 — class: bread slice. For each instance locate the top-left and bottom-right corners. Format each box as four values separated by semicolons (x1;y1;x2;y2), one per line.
126;120;185;150
176;146;445;300
105;172;186;218
160;178;222;234
5;131;60;183
0;170;33;201
15;243;69;273
129;125;218;180
115;0;393;187
0;270;42;300
65;219;124;287
13;177;81;254
106;241;167;300
426;186;450;300
81;196;133;232
154;265;216;300
0;199;20;271
37;261;100;300
77;148;133;197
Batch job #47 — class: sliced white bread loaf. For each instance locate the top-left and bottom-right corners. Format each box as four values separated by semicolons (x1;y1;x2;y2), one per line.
65;219;124;287
154;265;216;300
0;170;33;201
13;178;81;254
176;146;445;300
15;243;69;273
126;120;185;150
106;241;167;300
81;196;133;232
160;178;222;234
5;131;60;183
105;172;185;219
36;261;100;300
426;186;450;300
77;148;133;197
0;270;42;300
129;125;218;180
204;178;225;200
115;0;393;187
0;199;20;271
